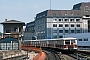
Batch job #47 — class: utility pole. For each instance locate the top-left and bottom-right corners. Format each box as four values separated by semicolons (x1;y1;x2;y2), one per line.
50;0;51;10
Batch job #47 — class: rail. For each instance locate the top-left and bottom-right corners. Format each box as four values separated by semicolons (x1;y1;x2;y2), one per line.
44;49;61;60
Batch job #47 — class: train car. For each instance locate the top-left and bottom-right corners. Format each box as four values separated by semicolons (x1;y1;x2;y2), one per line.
22;37;77;51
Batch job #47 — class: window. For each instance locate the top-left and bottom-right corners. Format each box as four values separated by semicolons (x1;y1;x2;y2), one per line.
85;6;89;12
65;13;68;16
7;43;11;50
64;19;69;22
70;19;74;22
85;10;89;12
53;35;57;38
71;13;73;16
40;15;42;18
53;13;56;16
65;24;69;27
71;24;74;27
85;15;89;17
71;30;75;33
78;39;82;41
53;30;57;33
59;19;62;21
76;19;80;22
1;43;6;50
77;30;80;33
53;24;57;27
59;36;63;38
77;24;80;27
13;42;18;50
6;28;11;33
14;27;19;32
59;30;63;33
84;38;88;41
65;30;69;33
53;18;57;21
71;40;75;44
54;19;57;21
59;24;63;27
65;40;70;44
76;14;79;16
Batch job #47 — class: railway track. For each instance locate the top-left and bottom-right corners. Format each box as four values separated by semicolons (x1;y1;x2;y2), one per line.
43;49;62;60
68;52;90;60
43;48;77;60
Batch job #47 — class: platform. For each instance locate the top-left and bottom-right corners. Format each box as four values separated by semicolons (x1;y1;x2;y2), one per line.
0;50;38;60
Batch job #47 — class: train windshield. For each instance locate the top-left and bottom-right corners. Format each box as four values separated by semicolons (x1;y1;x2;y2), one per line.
71;40;75;44
65;40;70;44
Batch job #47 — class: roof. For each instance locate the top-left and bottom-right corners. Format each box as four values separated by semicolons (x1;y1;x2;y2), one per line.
0;20;25;25
23;37;77;42
0;37;19;43
35;10;82;20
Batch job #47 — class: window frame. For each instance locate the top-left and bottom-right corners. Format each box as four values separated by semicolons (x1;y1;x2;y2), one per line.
59;24;63;27
71;24;74;27
65;24;69;27
53;24;57;27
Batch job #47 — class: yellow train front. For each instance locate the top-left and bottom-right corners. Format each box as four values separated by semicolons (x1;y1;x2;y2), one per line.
22;37;78;52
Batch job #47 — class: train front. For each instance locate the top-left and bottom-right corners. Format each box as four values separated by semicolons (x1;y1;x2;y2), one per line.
63;39;78;51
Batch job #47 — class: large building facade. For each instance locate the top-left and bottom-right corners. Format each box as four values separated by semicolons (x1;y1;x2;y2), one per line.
23;2;90;48
34;2;90;39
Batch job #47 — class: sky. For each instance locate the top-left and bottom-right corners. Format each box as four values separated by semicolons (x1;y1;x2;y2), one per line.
0;0;90;32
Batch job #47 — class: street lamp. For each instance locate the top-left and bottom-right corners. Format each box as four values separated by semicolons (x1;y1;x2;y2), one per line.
34;36;37;40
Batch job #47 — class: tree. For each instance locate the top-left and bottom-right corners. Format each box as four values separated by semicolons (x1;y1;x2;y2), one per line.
0;32;2;36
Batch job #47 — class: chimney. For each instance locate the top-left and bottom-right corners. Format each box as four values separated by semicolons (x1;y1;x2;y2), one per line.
5;19;7;22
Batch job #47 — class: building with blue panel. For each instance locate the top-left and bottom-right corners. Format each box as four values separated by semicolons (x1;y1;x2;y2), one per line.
0;37;20;50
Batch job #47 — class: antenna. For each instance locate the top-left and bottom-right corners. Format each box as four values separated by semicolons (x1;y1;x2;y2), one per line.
50;0;51;10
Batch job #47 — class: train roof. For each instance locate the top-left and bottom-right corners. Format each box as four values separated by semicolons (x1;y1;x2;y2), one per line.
22;37;77;42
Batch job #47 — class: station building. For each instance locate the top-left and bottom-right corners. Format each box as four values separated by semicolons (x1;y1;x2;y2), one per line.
0;19;25;50
0;19;25;40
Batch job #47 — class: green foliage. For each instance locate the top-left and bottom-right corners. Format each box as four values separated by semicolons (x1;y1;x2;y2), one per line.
0;32;2;36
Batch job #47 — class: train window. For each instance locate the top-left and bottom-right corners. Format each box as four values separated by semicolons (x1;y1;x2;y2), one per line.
84;38;88;41
78;39;82;41
65;40;70;44
71;40;75;44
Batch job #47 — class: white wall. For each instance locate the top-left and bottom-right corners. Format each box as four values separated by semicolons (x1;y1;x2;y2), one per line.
64;33;90;46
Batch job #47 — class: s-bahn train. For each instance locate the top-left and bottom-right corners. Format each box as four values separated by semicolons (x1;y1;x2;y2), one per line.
22;37;78;51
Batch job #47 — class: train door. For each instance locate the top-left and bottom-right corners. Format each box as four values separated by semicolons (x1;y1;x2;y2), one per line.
64;40;70;49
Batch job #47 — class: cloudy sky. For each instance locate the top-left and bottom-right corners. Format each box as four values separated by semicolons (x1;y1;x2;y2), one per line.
0;0;90;32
